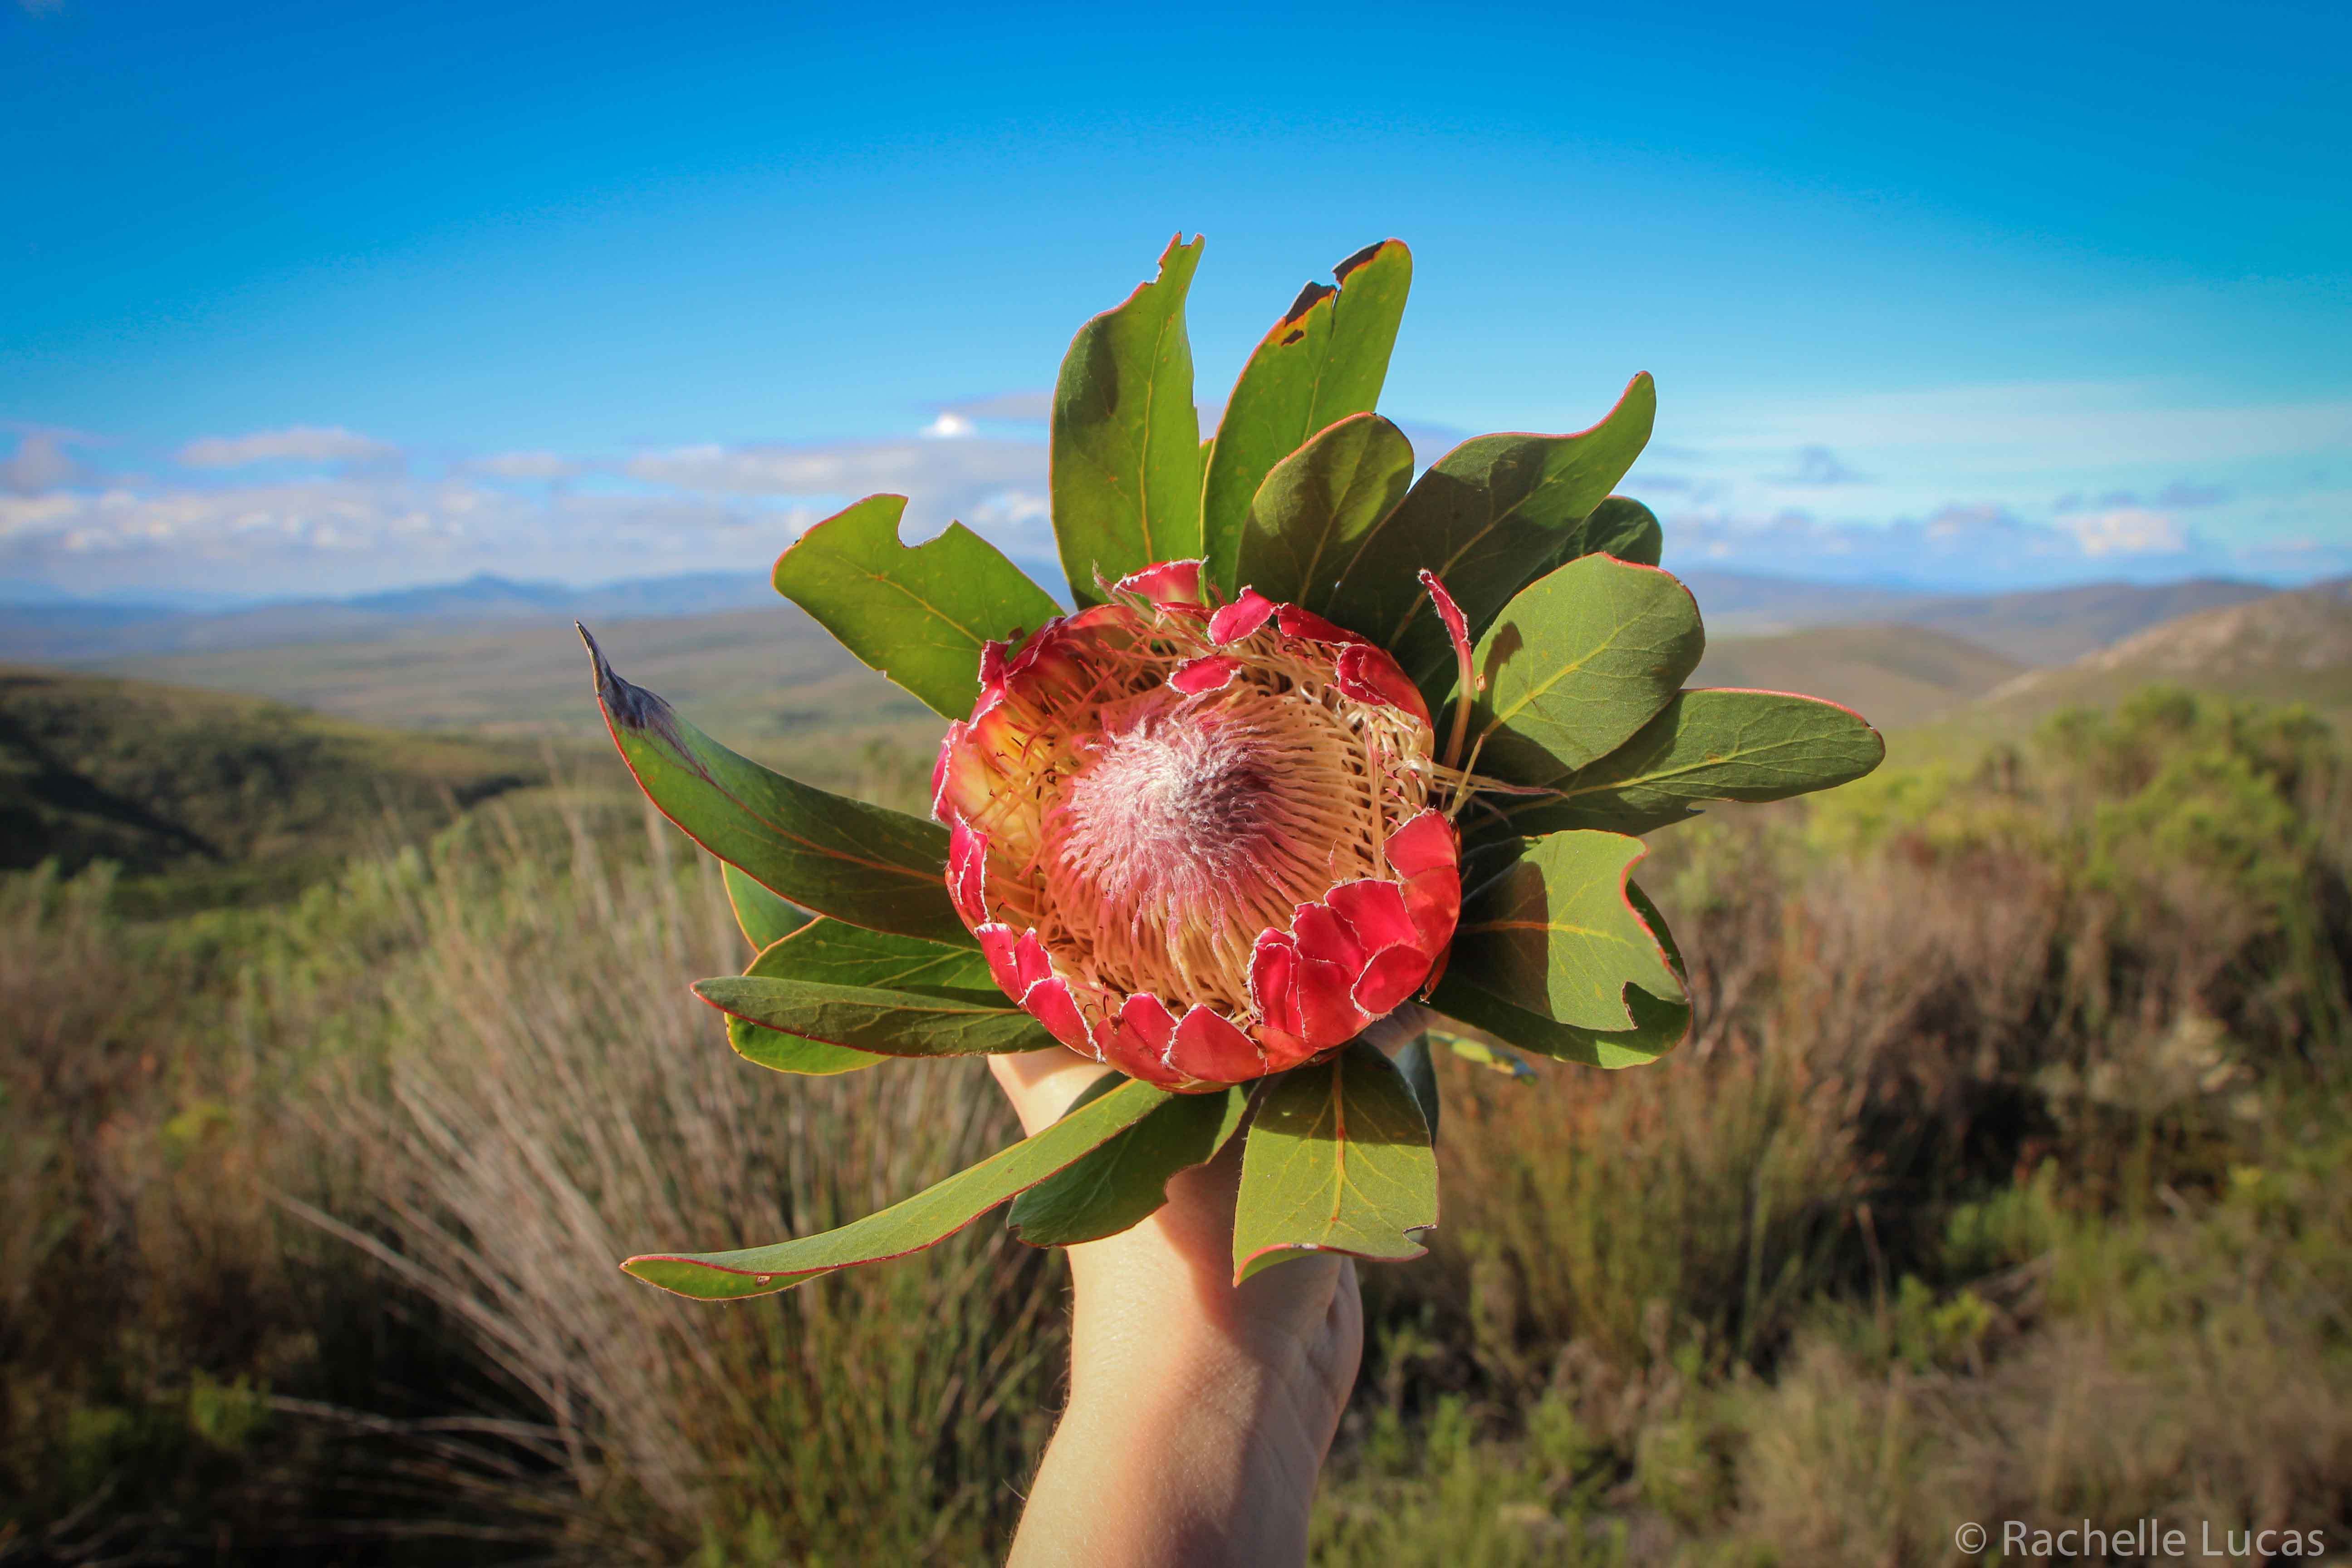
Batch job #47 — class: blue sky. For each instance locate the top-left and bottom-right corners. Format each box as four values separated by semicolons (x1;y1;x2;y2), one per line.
5;0;2347;601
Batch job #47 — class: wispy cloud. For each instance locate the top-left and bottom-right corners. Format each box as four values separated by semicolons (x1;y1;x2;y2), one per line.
176;425;402;469
1774;444;1869;486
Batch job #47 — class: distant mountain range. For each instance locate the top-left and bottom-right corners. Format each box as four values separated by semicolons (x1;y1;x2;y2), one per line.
1;567;2307;667
0;571;781;661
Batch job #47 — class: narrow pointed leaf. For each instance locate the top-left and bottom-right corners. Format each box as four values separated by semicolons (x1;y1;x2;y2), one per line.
724;862;808;952
1232;413;1415;608
726;917;998;1077
1392;1034;1440;1141
1446;831;1683;1031
694;975;1054;1058
1232;1041;1439;1284
1051;235;1205;602
1465;553;1705;791
581;627;967;944
1203;239;1412;593
1009;1078;1248;1246
1316;373;1656;693
623;1078;1175;1299
1496;688;1885;838
771;493;1063;720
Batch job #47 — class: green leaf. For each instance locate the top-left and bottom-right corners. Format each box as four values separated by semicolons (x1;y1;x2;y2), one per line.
1202;239;1413;594
1008;1077;1248;1246
1497;688;1885;838
1392;1034;1440;1141
1231;413;1416;609
1232;1041;1439;1284
771;493;1063;720
1567;495;1664;568
726;917;999;1077
723;862;808;952
1314;373;1656;694
1465;553;1705;792
1431;967;1690;1069
1430;1030;1539;1081
1051;234;1206;603
694;975;1054;1058
623;1078;1175;1299
580;627;967;945
1445;831;1684;1032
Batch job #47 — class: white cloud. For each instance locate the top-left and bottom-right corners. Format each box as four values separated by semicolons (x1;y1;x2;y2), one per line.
921;412;979;439
466;450;583;481
2061;507;2188;557
938;390;1052;422
1;433;86;495
176;425;402;468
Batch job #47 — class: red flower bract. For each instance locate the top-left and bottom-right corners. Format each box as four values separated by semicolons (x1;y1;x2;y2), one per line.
932;560;1463;1090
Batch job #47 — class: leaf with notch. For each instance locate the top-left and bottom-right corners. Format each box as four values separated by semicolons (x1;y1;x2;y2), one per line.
1495;688;1884;838
1465;553;1704;792
580;627;967;945
772;493;1063;720
623;1078;1174;1299
1432;877;1689;1068
695;975;1053;1058
1231;1041;1439;1284
1051;235;1205;603
1008;1076;1248;1246
1202;239;1412;594
1444;831;1683;1032
726;917;998;1076
1392;1034;1440;1141
1315;373;1656;696
1232;413;1415;609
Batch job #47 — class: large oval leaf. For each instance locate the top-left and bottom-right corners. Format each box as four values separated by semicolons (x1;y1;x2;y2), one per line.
772;493;1063;720
1432;875;1689;1068
727;917;999;1077
581;627;967;944
623;1078;1174;1299
1232;413;1416;610
694;975;1054;1058
1494;687;1885;838
1232;1041;1438;1284
1313;373;1656;694
1465;553;1705;792
1051;234;1205;603
1444;831;1683;1032
1202;239;1412;595
1008;1076;1248;1247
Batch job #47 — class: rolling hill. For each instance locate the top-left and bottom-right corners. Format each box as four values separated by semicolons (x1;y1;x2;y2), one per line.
1980;581;2352;721
1679;571;2273;662
1690;624;2029;730
1;664;548;911
98;604;946;784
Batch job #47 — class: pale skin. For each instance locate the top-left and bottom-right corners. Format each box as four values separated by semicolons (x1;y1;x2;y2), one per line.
990;1047;1364;1568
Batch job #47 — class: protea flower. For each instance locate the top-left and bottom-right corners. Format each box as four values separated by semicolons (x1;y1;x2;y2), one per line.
587;235;1885;1301
935;559;1461;1091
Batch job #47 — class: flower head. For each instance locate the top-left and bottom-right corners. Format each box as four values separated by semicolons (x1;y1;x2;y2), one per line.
933;561;1462;1089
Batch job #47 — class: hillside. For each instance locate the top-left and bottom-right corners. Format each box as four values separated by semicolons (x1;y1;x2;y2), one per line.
0;664;546;911
1691;623;2028;729
1680;571;2273;662
1981;581;2352;722
100;605;946;785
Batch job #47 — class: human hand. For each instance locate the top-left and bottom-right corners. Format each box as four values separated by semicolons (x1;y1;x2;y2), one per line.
992;1048;1363;1568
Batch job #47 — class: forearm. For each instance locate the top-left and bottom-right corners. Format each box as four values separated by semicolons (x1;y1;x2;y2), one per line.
1006;1242;1355;1567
